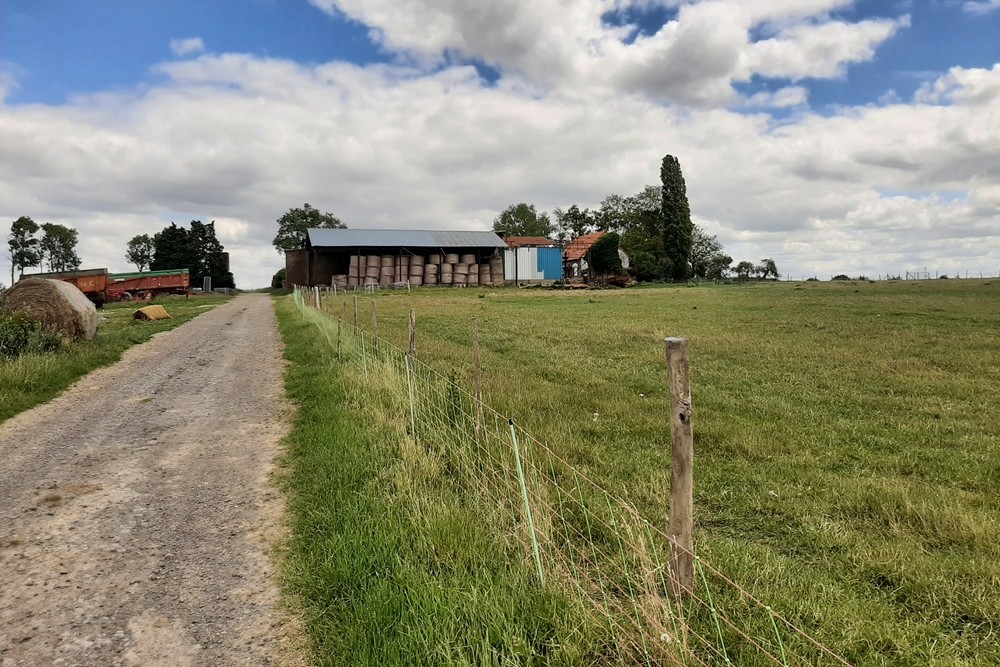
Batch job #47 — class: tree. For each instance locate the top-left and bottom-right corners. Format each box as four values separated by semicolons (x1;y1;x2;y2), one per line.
271;267;286;290
152;221;235;289
553;205;595;243
589;232;625;277
273;203;345;254
190;221;234;288
757;258;779;280
150;223;193;274
660;155;693;281
125;234;154;272
705;254;733;280
491;203;554;237
39;223;81;272
734;261;755;280
7;216;41;282
689;225;723;277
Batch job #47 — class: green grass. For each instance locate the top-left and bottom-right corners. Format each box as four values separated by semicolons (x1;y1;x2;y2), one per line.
288;279;1000;666
274;297;592;666
0;295;231;424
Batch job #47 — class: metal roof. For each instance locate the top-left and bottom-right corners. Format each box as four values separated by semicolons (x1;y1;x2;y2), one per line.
307;228;506;249
564;231;607;262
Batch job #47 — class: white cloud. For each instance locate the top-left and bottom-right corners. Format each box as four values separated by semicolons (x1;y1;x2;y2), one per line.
1;4;997;287
962;0;1000;14
169;37;206;57
308;0;908;106
743;85;808;108
914;64;1000;105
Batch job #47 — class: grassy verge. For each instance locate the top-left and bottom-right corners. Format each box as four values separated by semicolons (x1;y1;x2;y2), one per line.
309;279;1000;666
0;295;230;424
273;296;595;666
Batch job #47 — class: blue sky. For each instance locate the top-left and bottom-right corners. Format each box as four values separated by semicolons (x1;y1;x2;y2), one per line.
2;0;999;286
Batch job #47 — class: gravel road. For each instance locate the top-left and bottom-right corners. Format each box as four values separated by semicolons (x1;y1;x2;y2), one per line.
1;295;306;666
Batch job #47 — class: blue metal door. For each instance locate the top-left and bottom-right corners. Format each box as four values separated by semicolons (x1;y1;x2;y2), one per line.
536;247;563;279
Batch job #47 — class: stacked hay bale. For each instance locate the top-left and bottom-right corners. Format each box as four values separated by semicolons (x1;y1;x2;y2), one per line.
409;255;424;286
453;262;469;286
379;256;394;286
348;255;364;287
1;278;98;341
489;257;504;285
340;252;505;288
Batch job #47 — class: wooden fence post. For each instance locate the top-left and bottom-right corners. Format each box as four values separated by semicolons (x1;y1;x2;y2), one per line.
371;299;378;341
665;337;694;597
472;318;484;437
408;308;416;357
353;297;358;327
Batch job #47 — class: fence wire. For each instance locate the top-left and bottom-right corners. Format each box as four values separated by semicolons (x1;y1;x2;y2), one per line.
292;288;852;667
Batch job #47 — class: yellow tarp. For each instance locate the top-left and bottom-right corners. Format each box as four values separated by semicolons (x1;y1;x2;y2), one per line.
133;305;171;321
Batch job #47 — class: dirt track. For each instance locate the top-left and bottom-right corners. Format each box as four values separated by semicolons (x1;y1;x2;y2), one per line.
0;295;305;666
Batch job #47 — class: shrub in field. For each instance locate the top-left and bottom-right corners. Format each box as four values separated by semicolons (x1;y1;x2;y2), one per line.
0;310;63;358
832;274;851;281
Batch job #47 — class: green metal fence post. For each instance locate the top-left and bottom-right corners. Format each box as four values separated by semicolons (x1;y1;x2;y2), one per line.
509;419;544;585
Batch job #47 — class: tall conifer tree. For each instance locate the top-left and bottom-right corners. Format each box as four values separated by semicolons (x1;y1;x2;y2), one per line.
660;155;693;281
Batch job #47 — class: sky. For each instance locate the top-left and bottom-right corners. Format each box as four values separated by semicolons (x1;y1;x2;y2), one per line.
1;0;998;287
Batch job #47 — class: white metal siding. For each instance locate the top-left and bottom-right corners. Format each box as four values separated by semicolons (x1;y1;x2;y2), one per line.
503;248;547;281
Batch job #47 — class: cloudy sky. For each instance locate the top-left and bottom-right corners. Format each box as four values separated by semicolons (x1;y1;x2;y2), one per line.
2;0;998;286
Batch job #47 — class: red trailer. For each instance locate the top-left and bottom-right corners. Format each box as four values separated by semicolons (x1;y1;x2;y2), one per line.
107;269;190;301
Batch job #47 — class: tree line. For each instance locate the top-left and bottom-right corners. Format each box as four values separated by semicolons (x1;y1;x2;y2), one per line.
126;221;235;288
6;217;82;282
6;216;235;288
491;155;778;281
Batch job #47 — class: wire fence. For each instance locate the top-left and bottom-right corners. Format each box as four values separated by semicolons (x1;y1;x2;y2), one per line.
292;287;853;666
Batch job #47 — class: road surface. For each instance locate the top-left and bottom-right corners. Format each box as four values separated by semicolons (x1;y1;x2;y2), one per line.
1;295;305;666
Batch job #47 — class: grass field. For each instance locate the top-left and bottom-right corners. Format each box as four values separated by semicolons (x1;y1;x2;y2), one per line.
280;279;999;666
0;295;230;424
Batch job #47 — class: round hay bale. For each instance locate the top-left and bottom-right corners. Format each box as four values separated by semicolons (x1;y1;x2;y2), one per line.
1;278;98;341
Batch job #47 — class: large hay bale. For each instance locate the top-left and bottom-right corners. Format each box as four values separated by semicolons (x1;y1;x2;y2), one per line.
1;278;98;341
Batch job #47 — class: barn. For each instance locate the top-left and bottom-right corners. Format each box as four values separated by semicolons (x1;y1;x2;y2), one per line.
284;228;508;288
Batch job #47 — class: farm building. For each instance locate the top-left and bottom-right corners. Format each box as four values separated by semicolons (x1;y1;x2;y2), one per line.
502;236;563;283
563;231;631;281
284;228;508;288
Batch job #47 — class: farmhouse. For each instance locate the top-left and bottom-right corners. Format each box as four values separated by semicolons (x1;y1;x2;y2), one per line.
284;228;507;288
563;231;631;281
502;236;563;283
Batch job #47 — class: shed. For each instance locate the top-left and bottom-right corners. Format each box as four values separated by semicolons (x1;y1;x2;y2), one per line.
501;236;563;282
286;228;508;288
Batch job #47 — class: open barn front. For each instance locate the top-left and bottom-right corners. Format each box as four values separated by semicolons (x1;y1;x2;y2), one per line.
285;229;508;288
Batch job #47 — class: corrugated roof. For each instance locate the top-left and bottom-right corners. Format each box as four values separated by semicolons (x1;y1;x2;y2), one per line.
564;231;606;261
504;236;557;248
307;228;506;249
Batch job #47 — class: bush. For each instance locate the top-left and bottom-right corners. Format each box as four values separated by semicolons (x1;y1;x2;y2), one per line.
271;267;287;290
832;274;851;281
0;310;63;358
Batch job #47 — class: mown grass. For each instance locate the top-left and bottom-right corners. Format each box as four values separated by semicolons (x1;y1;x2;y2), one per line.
299;279;1000;666
274;297;592;666
0;295;230;424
